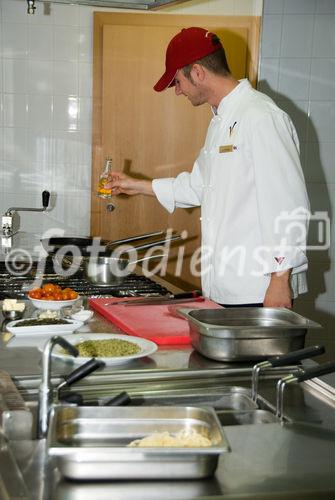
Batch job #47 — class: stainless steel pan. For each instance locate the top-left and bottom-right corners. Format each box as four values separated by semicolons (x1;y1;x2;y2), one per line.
178;307;322;362
83;234;182;285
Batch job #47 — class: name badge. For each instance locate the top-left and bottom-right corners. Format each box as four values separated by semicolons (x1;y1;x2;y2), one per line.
219;145;236;153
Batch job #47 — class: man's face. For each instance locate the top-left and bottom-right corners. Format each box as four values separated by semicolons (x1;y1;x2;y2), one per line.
174;68;207;107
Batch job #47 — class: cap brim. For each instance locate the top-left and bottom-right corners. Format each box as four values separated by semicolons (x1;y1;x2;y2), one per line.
153;69;177;92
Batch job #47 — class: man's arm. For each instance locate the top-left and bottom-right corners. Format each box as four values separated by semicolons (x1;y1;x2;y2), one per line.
263;269;292;308
105;172;154;196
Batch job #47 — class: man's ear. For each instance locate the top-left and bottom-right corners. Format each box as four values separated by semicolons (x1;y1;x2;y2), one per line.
191;63;206;84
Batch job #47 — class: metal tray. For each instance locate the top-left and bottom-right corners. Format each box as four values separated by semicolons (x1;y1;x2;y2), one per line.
179;308;321;362
48;406;230;480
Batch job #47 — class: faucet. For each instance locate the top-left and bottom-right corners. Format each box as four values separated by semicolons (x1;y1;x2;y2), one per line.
2;190;50;237
37;335;79;439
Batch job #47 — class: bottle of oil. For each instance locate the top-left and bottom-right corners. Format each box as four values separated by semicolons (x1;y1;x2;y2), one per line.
97;157;113;198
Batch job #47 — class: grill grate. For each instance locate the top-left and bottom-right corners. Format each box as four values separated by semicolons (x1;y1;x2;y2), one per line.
0;259;170;299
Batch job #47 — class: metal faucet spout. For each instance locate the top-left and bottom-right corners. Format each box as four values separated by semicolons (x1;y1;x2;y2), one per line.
37;335;78;439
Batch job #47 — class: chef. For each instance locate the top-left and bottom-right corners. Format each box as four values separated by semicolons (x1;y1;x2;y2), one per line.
106;27;310;308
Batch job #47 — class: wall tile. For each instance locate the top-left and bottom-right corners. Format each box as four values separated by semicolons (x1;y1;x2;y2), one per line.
316;0;335;13
78;27;92;62
3;94;28;127
54;26;79;61
305;182;333;263
19;161;54;194
313;15;335;57
53;96;79;131
258;58;280;96
261;15;283;58
27;94;53;132
3;59;28;93
77;132;92;167
276;99;309;142
53;3;79;26
53;61;78;96
3;127;28;162
27;129;53;165
28;24;53;60
52;130;80;165
1;0;27;23
1;159;36;194
45;193;91;234
78;6;94;28
281;15;314;57
78;97;92;131
305;142;335;184
308;101;335;142
78;62;92;97
0;95;3;126
283;0;316;14
2;22;28;58
263;0;284;14
54;162;90;193
0;128;3;161
278;58;311;100
310;58;335;100
28;60;53;95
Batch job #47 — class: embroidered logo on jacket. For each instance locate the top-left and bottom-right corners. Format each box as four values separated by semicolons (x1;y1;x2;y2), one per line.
274;257;285;265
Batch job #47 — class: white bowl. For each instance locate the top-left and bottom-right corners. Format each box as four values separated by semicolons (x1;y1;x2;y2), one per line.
28;297;79;311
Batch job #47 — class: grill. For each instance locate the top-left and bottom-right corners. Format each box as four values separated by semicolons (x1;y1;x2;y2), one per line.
0;259;170;300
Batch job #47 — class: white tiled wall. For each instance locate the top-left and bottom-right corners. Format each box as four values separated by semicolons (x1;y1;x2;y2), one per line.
0;0;94;235
259;0;335;360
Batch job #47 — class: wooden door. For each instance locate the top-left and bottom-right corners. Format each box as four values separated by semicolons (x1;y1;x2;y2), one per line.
92;13;260;289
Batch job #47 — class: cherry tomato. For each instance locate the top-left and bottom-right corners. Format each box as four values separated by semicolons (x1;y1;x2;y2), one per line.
29;290;42;299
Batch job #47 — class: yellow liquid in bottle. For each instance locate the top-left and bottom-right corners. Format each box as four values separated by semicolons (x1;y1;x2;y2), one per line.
97;177;113;198
97;158;113;198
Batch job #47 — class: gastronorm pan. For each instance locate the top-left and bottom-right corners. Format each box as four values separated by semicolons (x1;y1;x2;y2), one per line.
179;307;322;362
48;406;230;480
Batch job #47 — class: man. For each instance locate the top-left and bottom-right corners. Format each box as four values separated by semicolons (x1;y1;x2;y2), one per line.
106;27;310;308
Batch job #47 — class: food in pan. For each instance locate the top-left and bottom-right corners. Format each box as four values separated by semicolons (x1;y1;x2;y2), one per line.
128;429;212;448
28;283;78;301
73;339;141;358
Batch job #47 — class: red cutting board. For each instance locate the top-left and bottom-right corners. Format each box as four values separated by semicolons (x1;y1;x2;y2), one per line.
89;297;222;345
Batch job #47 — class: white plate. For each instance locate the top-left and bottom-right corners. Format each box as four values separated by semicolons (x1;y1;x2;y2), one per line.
6;318;84;336
28;297;79;310
46;333;158;365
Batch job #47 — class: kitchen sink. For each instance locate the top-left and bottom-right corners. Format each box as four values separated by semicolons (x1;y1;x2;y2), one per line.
11;386;275;442
216;409;278;425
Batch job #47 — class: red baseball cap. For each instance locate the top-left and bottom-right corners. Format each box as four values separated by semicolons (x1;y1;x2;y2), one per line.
153;27;222;92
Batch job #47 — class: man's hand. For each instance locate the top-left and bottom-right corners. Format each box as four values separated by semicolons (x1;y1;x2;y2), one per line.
263;269;292;308
104;171;154;196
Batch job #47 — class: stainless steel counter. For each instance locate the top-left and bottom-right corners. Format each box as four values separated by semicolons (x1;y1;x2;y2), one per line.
1;304;335;499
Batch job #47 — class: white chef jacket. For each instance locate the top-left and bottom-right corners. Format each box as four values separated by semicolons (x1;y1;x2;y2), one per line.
152;79;310;304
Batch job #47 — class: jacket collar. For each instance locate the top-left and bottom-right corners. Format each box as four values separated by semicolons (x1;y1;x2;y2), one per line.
212;79;251;116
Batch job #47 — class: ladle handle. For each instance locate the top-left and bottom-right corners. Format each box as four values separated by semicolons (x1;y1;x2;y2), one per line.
104;391;131;406
61;358;105;387
294;361;335;383
267;345;325;368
